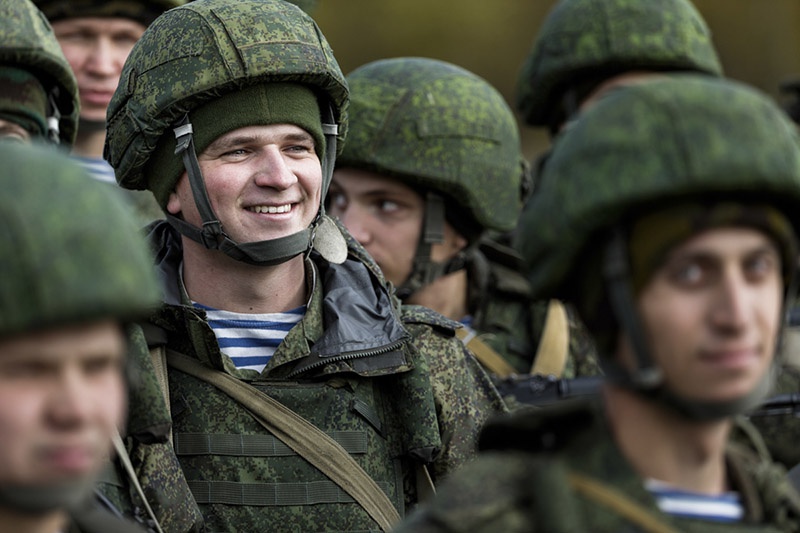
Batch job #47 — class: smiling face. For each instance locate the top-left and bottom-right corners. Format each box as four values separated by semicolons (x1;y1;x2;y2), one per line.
620;227;783;404
167;124;323;245
0;320;126;490
51;17;145;123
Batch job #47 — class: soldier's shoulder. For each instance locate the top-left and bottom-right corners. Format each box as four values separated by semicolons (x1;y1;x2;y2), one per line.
400;304;461;333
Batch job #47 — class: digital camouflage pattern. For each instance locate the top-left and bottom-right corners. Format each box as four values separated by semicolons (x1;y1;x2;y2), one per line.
136;218;506;531
0;143;159;336
516;0;723;127
514;74;800;304
1;0;79;145
105;0;348;194
393;399;800;532
32;0;185;26
338;57;527;233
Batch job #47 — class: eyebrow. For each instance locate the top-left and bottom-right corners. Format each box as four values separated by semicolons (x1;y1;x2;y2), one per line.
206;130;315;153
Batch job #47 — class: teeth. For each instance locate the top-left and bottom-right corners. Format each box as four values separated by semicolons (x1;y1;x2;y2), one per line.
250;204;291;214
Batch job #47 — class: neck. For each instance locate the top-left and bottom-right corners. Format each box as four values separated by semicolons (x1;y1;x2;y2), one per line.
72;127;106;158
405;268;468;321
0;507;67;533
181;239;308;313
604;384;732;495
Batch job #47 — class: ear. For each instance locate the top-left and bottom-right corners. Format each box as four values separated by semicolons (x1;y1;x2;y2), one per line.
166;190;182;215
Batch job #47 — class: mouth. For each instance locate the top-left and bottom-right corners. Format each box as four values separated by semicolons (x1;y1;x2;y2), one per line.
247;204;293;214
43;445;97;474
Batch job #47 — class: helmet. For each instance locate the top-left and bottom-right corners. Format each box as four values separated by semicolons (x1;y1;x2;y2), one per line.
0;142;160;337
516;74;800;302
284;0;320;14
0;0;79;146
338;57;528;234
105;0;348;267
106;0;347;195
32;0;186;27
516;0;723;128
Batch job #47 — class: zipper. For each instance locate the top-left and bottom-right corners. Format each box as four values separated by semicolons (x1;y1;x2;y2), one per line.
287;336;409;378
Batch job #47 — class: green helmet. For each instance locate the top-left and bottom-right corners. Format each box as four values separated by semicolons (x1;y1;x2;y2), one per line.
32;0;186;27
1;0;79;146
0;142;160;338
517;74;800;303
516;0;723;128
338;57;528;235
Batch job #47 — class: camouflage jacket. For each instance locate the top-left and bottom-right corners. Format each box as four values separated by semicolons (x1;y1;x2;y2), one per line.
67;496;150;533
394;399;800;533
140;221;507;532
466;238;600;378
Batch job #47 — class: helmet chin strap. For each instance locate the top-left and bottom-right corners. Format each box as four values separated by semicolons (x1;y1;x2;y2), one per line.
396;192;469;300
601;228;779;421
167;110;342;267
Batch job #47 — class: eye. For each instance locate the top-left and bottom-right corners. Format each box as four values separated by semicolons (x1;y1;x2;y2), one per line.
377;199;400;213
744;252;779;282
669;260;706;287
328;191;347;212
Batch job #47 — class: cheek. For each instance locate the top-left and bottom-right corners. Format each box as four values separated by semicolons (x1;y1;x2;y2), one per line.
91;375;127;431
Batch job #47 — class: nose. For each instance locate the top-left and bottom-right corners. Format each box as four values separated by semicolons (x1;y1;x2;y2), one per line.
85;37;118;77
338;205;372;245
47;369;93;429
253;147;299;190
710;271;750;334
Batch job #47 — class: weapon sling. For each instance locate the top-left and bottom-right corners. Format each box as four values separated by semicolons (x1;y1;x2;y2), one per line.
455;327;517;377
165;350;402;532
531;299;569;377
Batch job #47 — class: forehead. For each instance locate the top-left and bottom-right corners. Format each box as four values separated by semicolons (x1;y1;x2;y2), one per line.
332;167;420;197
0;320;124;359
51;17;146;36
666;226;778;259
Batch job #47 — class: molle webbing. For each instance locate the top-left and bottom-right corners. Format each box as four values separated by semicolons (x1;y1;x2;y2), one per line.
187;480;393;507
175;431;369;457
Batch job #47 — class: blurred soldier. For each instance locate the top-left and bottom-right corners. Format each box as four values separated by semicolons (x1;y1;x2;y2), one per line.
516;0;723;136
0;0;78;145
393;75;800;532
330;57;598;381
33;0;184;226
0;142;162;532
104;1;506;531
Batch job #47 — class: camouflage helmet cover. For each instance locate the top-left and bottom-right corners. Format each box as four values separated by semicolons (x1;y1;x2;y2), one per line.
0;143;160;338
32;0;185;26
517;0;724;126
1;0;79;146
337;57;527;233
515;74;800;301
105;0;348;193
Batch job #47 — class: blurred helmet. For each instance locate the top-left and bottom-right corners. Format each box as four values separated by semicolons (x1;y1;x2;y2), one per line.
339;57;528;235
32;0;186;27
105;0;348;267
517;0;723;129
0;142;160;337
0;0;79;146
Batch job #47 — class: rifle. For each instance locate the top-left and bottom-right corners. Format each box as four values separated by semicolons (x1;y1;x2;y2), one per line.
495;374;800;417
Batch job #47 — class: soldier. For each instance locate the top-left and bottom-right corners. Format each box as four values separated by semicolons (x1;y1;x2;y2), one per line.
0;0;78;145
517;0;723;137
0;143;162;533
330;57;598;381
32;0;184;225
392;75;800;532
103;1;506;531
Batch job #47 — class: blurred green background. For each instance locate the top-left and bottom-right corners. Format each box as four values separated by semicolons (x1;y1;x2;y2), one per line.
312;0;800;159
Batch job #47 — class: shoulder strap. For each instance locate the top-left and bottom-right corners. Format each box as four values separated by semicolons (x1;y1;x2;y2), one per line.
111;431;165;533
166;350;401;532
455;327;517;378
148;345;172;445
567;471;680;533
531;300;570;377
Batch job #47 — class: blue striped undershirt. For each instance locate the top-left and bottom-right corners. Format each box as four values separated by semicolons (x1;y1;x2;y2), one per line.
645;479;744;523
193;302;305;373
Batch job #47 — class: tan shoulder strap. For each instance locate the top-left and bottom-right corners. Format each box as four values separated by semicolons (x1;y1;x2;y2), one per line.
166;350;401;532
567;472;680;533
531;299;570;377
149;345;173;445
111;431;165;533
455;327;517;378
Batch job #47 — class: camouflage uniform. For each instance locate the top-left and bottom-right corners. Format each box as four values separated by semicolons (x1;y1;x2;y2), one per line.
336;57;599;381
103;2;506;531
392;76;800;532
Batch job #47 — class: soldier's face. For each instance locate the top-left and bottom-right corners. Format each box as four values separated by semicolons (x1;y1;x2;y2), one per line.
168;124;323;245
0;320;126;490
329;168;467;288
619;227;782;403
52;17;145;123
